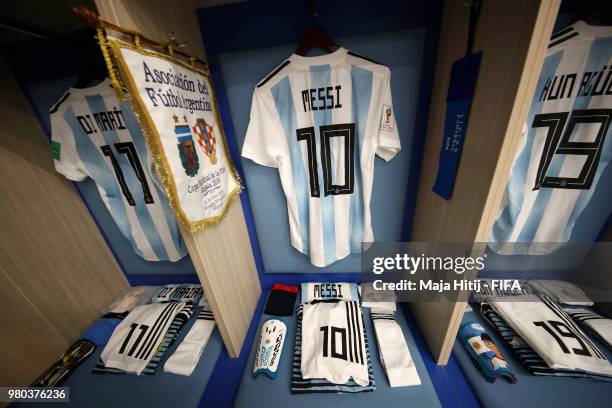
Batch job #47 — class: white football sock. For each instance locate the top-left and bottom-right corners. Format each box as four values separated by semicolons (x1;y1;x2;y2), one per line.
164;307;215;376
371;310;421;387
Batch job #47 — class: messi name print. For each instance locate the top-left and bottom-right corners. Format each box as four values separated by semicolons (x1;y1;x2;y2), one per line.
50;78;186;261
491;22;612;254
300;282;360;304
242;48;401;267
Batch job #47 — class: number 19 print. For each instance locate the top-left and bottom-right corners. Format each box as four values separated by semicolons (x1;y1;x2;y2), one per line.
531;109;611;190
490;295;612;376
491;22;612;254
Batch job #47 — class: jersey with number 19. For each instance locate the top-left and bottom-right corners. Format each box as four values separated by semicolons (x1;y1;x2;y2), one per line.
51;79;186;261
242;48;401;267
491;21;612;254
489;294;612;377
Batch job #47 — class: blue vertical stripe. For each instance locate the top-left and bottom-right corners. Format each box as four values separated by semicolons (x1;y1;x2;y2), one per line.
64;106;139;256
271;77;310;252
310;64;336;265
120;101;187;256
85;95;168;261
491;50;563;242
518;38;612;242
563;37;612;242
350;66;372;252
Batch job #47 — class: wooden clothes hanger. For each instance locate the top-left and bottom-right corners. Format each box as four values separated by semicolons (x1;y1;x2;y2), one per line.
583;4;612;25
295;26;340;56
73;28;109;88
294;0;340;56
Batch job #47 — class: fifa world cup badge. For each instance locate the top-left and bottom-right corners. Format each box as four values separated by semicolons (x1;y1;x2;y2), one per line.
380;104;394;131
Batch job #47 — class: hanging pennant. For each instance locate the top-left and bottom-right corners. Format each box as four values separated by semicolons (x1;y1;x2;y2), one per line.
96;27;241;232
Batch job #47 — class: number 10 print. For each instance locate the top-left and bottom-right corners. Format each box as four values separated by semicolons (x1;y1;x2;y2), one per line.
296;123;356;197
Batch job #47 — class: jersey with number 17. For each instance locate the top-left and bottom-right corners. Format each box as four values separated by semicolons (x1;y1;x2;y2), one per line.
50;79;186;262
242;48;401;267
491;21;612;254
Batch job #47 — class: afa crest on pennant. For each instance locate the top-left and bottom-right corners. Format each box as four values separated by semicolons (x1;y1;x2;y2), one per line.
174;115;199;177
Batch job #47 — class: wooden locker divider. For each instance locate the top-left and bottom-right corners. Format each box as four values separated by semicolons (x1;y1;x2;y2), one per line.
409;0;560;364
0;55;129;386
577;226;612;316
94;0;261;357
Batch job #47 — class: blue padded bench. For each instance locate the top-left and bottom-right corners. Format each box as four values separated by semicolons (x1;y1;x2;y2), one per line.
234;303;441;408
18;311;224;408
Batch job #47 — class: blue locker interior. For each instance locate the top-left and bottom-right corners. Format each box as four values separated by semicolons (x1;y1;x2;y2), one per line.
2;0;610;406
195;2;476;406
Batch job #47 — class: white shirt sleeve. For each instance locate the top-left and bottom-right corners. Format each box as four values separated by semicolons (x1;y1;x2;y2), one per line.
376;70;401;161
242;87;286;168
51;112;88;182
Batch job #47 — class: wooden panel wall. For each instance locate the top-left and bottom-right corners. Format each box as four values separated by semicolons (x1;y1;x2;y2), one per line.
95;0;261;357
409;0;560;364
0;56;128;386
578;226;612;316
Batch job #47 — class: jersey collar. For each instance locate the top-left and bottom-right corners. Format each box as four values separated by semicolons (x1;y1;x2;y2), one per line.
289;47;348;66
68;77;112;95
572;20;612;38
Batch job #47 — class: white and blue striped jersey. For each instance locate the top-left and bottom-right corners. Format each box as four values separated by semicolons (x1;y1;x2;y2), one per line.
490;294;612;377
242;48;401;267
51;79;187;262
491;22;612;254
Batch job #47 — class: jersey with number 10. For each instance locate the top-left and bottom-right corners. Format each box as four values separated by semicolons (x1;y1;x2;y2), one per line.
491;21;612;254
51;79;186;262
242;48;401;267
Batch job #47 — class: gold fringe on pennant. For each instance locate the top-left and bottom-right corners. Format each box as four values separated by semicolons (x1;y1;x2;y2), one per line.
96;26;124;100
94;29;242;233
